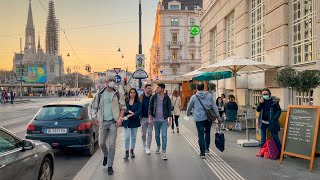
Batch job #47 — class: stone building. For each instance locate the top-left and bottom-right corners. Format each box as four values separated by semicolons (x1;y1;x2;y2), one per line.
201;0;319;108
150;0;203;87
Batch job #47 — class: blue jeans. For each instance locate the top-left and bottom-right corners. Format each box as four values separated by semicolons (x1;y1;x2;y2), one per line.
196;120;212;155
260;123;282;151
154;121;168;153
124;128;138;150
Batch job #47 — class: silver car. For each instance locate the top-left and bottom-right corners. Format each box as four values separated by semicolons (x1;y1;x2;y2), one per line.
0;126;54;180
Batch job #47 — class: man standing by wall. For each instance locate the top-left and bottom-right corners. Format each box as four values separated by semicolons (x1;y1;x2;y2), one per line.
140;84;153;155
91;75;126;175
148;83;172;160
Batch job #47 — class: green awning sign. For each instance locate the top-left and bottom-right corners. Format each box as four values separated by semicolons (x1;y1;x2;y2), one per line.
190;25;200;36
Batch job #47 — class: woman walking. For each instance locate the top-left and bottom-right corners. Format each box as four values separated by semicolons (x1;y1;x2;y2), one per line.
171;90;181;133
216;97;224;118
123;88;142;160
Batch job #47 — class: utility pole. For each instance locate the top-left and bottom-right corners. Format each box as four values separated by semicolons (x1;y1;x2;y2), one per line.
138;0;142;89
19;62;23;99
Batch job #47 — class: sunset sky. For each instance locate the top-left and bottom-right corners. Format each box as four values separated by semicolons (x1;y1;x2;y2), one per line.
0;0;158;74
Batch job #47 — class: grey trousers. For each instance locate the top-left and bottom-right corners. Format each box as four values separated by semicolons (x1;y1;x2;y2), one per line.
99;121;118;167
140;117;153;148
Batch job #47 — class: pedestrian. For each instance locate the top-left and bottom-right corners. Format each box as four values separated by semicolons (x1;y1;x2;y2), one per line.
171;89;181;133
148;83;172;160
221;94;227;103
10;89;16;104
187;82;221;159
91;75;126;175
122;88;142;160
39;90;43;98
139;84;153;155
256;88;282;152
216;97;224;118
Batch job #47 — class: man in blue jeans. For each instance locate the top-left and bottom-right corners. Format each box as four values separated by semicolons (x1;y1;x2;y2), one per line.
187;83;221;159
148;83;172;160
256;88;282;152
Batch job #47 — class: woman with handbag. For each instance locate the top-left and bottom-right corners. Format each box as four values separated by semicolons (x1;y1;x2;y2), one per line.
122;88;142;160
171;90;181;133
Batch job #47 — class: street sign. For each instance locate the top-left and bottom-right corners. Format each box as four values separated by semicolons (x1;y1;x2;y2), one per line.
160;70;163;74
136;54;145;70
190;25;201;36
114;68;121;75
114;75;122;84
132;69;148;79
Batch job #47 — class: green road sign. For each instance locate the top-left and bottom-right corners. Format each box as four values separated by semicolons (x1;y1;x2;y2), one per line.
190;25;200;36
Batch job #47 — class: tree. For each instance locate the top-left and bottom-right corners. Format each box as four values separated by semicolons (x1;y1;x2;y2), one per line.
296;70;320;102
275;67;299;104
51;73;93;89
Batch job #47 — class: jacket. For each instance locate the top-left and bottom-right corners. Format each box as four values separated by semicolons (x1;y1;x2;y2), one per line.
186;91;220;122
91;88;126;125
148;93;172;119
171;96;181;116
123;101;142;128
256;96;281;132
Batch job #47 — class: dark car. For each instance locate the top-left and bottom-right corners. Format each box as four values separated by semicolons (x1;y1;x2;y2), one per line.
0;126;54;180
25;100;98;156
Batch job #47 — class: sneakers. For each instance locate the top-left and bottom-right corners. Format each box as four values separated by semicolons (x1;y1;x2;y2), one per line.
103;157;108;166
162;152;168;160
200;154;206;159
107;167;114;175
145;148;151;155
155;146;160;154
130;149;135;158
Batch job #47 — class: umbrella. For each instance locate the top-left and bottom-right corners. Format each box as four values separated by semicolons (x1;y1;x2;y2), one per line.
193;71;234;92
181;67;205;79
201;56;275;101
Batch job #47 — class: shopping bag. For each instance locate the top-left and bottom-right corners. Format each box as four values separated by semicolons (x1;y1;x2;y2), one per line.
266;139;280;160
215;124;225;152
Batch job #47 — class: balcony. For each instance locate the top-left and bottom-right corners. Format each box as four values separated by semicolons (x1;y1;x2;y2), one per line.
169;57;181;68
168;41;182;49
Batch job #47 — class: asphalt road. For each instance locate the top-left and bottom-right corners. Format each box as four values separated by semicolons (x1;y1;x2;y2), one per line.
0;96;93;180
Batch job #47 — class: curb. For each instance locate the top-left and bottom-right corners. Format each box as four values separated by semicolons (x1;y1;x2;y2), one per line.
73;149;102;180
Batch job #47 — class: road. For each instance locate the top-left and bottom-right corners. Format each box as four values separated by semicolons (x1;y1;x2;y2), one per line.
0;96;92;180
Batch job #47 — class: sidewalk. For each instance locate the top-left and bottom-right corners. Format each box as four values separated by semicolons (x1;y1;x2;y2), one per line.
74;118;320;180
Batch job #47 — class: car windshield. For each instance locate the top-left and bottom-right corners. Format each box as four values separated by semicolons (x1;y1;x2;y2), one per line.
35;106;83;121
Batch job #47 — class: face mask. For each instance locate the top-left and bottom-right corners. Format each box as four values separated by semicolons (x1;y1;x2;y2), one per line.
263;95;270;100
108;81;115;88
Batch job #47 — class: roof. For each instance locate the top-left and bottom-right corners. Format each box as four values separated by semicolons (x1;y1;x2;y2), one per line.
44;101;89;107
162;0;202;10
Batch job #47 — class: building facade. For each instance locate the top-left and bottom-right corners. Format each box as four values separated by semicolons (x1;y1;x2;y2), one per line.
201;0;319;108
13;0;64;84
150;0;203;84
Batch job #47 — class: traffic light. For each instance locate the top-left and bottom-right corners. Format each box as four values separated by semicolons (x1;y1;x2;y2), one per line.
124;77;127;85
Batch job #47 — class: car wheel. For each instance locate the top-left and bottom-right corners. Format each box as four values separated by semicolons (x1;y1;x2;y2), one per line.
83;135;95;156
38;157;53;180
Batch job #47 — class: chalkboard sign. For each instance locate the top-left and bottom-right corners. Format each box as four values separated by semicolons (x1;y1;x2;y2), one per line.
280;105;320;172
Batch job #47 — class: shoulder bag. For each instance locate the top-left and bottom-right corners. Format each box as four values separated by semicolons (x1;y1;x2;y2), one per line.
195;95;216;123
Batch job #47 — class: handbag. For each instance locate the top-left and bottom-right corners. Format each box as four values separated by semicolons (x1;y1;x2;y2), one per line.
195;95;216;123
171;97;177;111
215;124;225;152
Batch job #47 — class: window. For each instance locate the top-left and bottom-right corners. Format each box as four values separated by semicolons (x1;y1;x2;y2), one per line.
0;131;19;153
170;5;180;10
296;91;313;105
252;90;262;106
291;0;316;64
190;18;195;26
210;29;217;64
35;106;84;121
171;49;178;60
189;50;195;59
171;18;179;26
190;36;195;43
172;32;178;42
251;0;265;62
226;13;235;57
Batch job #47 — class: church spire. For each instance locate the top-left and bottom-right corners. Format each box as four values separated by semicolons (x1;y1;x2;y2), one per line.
25;0;36;52
38;34;41;49
46;0;59;56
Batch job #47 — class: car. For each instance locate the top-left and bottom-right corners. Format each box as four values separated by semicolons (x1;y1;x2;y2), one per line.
25;101;99;156
0;126;54;180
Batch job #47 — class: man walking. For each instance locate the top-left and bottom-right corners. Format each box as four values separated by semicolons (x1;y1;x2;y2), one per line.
91;75;126;175
10;89;16;104
140;84;153;155
148;83;172;160
187;83;221;159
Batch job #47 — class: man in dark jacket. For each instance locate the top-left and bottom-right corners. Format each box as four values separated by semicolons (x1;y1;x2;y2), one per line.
148;83;172;160
140;84;153;155
256;88;282;151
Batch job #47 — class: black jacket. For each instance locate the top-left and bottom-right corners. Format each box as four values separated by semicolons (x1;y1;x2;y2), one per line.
256;96;282;132
123;101;142;128
148;93;172;119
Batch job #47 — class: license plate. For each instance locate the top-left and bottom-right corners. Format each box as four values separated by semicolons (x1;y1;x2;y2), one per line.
46;128;68;134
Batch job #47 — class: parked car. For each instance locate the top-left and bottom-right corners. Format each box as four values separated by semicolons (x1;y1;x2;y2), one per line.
0;126;54;180
25;101;98;156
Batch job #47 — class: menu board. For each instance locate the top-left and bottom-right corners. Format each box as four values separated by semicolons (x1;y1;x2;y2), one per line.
280;106;320;172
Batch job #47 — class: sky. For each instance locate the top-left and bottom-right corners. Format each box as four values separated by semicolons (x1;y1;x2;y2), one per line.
0;0;158;74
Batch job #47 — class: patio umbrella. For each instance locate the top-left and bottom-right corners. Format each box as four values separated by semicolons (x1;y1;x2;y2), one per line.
193;71;234;91
181;67;206;80
200;56;274;101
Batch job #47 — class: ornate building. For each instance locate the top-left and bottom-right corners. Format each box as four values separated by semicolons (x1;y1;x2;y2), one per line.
13;0;64;83
150;0;203;86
